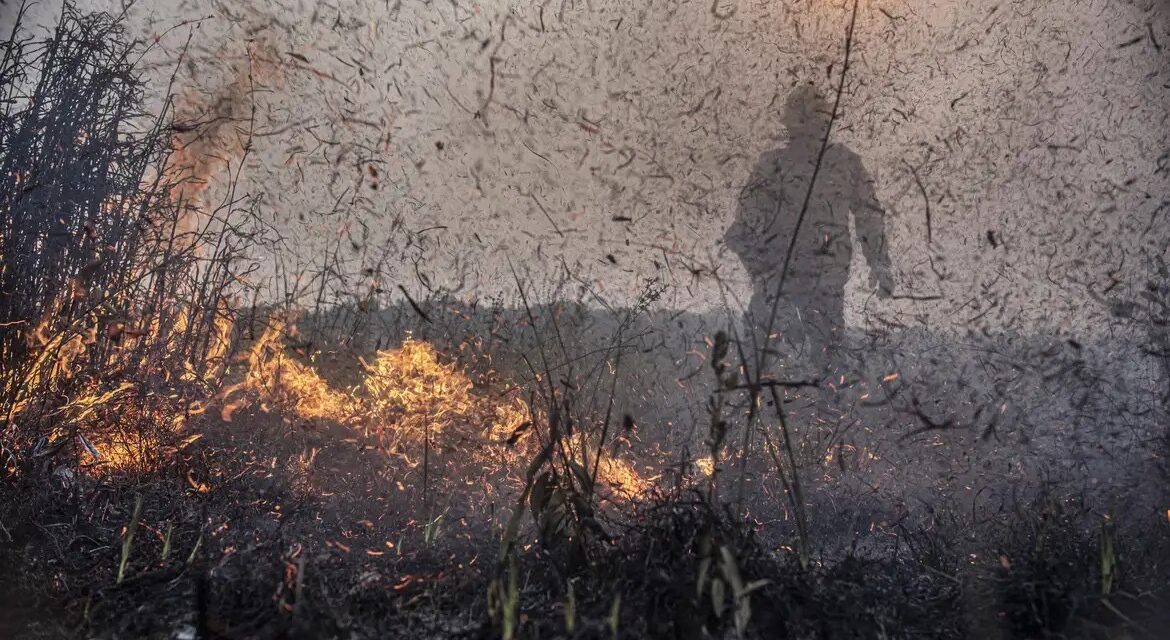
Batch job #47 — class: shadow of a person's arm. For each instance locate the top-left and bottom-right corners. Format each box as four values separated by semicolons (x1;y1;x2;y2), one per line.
853;168;894;297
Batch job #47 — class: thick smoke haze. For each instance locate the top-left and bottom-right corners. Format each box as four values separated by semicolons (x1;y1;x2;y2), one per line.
4;0;1168;338
3;4;1170;637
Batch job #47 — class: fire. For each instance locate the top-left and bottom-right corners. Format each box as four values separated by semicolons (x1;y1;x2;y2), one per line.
1;12;265;479
7;297;651;498
3;291;236;475
165;23;288;230
359;339;529;449
591;456;650;497
222;317;530;452
222;318;349;423
694;455;716;478
222;316;648;496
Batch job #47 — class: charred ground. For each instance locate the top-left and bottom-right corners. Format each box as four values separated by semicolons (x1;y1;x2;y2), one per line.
3;4;1170;640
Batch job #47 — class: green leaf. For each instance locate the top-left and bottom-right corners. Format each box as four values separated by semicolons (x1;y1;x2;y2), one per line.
742;579;770;595
569;459;593;495
608;593;622;639
116;495;143;585
710;577;726;618
502;443;553;557
1101;526;1116;595
565;579;577;634
424;513;443;546
502;552;519;640
696;556;712;599
530;470;553;522
185;532;202;566
719;546;745;596
734;595;751;637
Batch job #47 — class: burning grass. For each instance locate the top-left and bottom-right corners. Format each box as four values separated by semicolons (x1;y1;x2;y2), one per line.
0;3;257;479
2;5;1169;640
218;315;648;499
359;336;529;448
3;290;237;476
221;318;347;424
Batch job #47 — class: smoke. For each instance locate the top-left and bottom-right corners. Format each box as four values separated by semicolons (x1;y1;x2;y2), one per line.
166;14;287;223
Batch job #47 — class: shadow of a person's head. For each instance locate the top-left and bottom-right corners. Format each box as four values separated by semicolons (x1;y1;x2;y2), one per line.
724;85;834;285
782;83;832;143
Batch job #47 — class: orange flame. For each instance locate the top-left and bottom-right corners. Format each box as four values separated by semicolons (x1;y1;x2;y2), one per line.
222;317;648;496
4;291;235;475
221;318;348;423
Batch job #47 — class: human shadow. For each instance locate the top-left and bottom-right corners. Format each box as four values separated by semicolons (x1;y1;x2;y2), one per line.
275;85;1166;568
724;84;892;378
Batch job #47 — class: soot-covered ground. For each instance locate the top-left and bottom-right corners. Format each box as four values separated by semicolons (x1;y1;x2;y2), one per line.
3;305;1170;640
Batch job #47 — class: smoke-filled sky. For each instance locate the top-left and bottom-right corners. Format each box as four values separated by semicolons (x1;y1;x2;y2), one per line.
5;0;1169;338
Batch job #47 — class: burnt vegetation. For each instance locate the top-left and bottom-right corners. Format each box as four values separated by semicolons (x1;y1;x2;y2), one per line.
2;3;1170;640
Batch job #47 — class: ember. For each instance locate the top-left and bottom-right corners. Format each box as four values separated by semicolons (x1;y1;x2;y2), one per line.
2;3;1169;639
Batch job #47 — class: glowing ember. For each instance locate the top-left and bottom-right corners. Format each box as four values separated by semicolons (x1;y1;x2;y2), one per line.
220;316;648;494
221;318;349;423
3;290;236;475
360;338;530;449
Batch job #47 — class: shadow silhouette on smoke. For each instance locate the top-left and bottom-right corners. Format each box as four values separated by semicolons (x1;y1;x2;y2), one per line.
296;295;1166;534
290;85;1168;554
725;84;893;378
